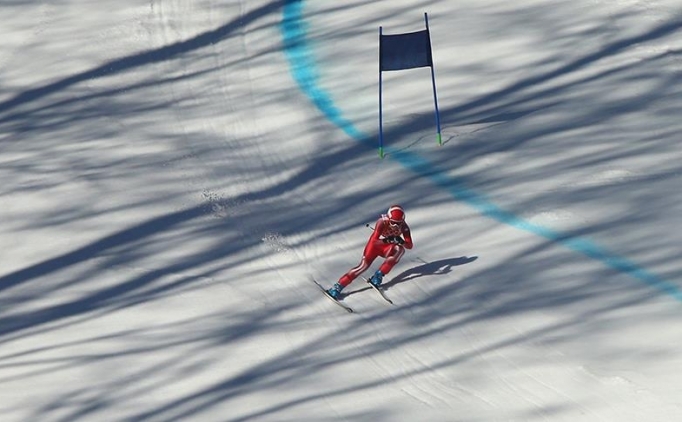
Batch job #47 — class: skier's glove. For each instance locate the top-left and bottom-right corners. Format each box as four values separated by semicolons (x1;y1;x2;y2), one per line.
384;236;404;245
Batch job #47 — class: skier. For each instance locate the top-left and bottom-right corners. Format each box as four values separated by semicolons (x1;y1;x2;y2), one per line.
327;205;413;299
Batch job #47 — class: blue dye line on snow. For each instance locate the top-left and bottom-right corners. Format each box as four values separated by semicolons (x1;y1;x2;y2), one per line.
280;0;682;303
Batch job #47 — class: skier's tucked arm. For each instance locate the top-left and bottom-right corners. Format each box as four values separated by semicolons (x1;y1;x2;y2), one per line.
402;225;413;249
369;218;385;244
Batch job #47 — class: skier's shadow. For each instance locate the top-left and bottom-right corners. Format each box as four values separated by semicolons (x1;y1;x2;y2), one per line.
343;256;477;297
383;256;478;289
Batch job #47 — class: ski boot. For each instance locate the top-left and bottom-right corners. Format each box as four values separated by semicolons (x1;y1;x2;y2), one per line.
368;270;384;287
327;282;344;299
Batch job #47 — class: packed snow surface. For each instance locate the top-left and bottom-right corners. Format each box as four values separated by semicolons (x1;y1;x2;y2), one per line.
1;1;681;421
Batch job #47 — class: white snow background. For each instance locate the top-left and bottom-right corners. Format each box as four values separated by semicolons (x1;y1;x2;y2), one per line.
1;0;682;421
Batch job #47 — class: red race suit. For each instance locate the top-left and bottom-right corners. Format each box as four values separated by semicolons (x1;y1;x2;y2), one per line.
337;214;413;287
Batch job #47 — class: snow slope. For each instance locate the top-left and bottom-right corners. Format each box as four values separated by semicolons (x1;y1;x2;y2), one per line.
1;0;681;421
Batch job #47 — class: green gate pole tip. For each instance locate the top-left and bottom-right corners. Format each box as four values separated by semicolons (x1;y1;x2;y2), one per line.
379;147;385;159
437;132;442;146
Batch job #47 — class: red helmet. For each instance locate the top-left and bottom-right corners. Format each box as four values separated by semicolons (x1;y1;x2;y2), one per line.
387;205;405;224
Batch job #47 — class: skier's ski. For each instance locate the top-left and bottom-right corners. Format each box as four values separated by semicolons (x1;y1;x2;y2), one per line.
363;277;393;305
311;278;354;313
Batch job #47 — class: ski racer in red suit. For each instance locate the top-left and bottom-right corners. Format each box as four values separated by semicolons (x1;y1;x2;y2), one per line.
327;205;413;299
